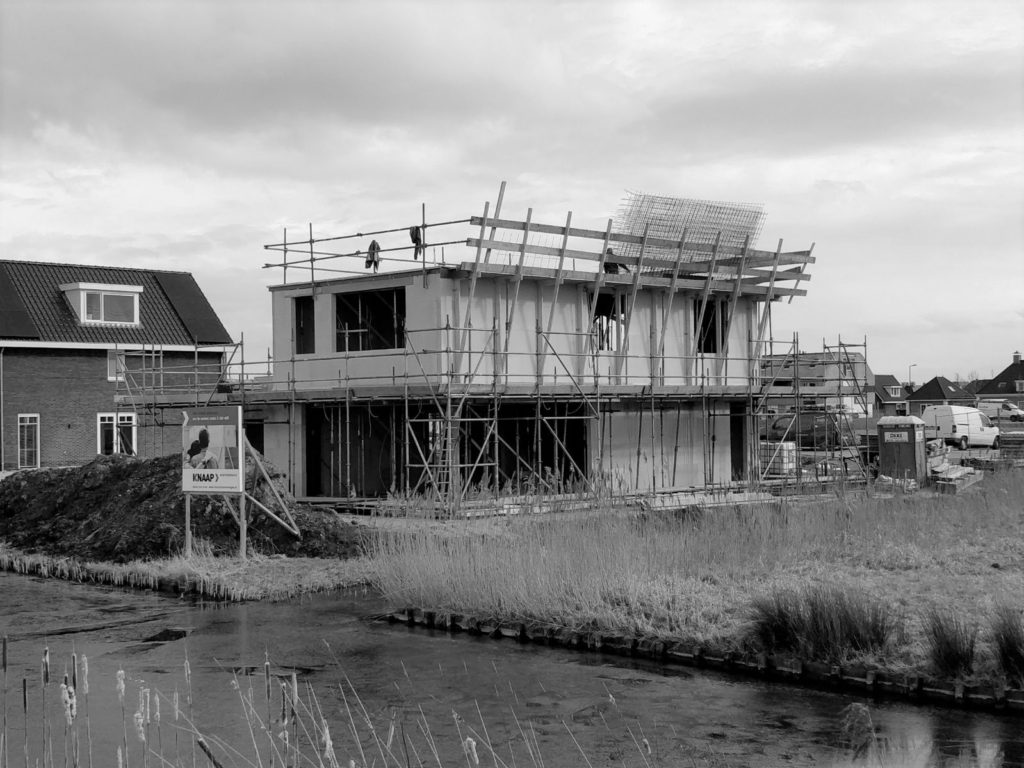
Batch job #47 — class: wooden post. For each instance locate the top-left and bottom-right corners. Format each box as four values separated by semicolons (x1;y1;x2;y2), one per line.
239;492;247;560
184;493;192;558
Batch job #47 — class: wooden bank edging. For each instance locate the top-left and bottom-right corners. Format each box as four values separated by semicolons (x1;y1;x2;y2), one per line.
381;607;1024;715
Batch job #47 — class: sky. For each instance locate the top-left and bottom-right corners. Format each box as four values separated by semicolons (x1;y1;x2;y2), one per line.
1;0;1022;385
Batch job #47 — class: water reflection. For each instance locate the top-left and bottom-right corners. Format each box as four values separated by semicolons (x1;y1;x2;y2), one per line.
1;573;1021;767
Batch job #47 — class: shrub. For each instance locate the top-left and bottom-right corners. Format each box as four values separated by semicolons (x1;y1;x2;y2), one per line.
925;607;977;678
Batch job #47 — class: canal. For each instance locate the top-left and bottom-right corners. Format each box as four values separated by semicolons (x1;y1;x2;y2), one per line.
1;572;1021;767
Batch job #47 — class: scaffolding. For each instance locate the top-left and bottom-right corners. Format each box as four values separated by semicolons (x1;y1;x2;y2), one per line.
754;334;873;492
115;183;855;515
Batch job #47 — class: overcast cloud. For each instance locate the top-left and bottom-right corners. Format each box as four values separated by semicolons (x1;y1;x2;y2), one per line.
2;0;1021;380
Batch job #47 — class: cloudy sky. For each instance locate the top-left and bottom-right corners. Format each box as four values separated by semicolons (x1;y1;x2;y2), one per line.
2;0;1022;384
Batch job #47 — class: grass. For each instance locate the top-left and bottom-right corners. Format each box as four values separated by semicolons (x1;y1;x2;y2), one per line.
365;469;1024;679
0;540;371;602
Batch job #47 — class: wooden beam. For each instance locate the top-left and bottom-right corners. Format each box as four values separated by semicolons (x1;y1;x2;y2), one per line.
466;236;814;274
469;216;814;263
482;181;506;265
717;235;751;379
656;231;688;382
539;210;573;379
690;232;721;374
617;223;649;379
753;239;784;362
788;242;815;304
501;208;533;377
457;262;808;298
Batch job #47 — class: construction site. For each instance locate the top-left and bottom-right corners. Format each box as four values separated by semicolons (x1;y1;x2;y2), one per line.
115;183;876;515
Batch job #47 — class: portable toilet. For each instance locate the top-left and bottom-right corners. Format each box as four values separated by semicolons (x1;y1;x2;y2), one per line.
876;416;927;481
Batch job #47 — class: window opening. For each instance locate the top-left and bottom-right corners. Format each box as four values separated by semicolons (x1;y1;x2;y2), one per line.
294;295;315;354
335;288;406;352
590;291;624;352
98;413;136;456
18;414;40;468
695;298;721;354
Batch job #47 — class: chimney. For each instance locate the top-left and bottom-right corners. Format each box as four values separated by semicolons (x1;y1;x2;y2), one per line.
1015;351;1021;365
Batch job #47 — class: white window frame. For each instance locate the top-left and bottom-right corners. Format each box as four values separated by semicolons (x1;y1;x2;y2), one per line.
1016;380;1024;394
60;282;143;327
107;349;126;381
887;386;903;398
18;414;40;469
97;412;137;456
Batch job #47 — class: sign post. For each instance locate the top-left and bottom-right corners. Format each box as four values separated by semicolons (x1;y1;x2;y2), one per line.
182;406;246;558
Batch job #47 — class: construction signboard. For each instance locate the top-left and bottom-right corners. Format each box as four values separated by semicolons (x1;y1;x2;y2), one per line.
181;406;244;493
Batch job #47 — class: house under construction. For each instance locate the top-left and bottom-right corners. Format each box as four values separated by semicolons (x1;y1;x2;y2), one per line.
110;184;876;511
236;184;824;511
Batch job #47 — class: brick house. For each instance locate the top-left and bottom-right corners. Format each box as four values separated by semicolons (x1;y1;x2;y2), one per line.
0;260;233;470
904;376;975;415
873;373;907;416
976;351;1024;406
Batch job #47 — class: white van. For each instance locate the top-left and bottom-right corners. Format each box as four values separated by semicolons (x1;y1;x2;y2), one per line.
920;405;1000;449
977;400;1024;423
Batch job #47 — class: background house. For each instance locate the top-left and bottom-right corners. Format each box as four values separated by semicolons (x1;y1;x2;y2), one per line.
873;373;907;416
905;376;975;415
976;351;1024;406
0;260;233;470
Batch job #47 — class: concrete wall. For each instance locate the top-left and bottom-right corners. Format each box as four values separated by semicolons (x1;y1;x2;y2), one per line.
591;401;735;492
268;272;760;391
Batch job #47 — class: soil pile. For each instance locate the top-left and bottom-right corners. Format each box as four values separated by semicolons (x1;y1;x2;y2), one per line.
0;454;365;562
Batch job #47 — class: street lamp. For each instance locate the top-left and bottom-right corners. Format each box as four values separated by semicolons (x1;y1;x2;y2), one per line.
908;363;917;387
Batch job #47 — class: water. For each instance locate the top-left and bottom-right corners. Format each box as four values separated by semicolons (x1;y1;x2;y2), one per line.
1;572;1021;767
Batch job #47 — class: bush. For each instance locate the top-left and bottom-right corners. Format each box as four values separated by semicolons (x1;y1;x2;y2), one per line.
925;607;977;678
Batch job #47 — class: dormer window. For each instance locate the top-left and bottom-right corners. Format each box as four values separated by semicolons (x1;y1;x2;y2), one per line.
60;283;143;326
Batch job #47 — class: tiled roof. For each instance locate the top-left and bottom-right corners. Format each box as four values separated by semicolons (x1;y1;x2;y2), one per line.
906;376;975;402
977;360;1024;396
0;260;232;346
873;374;906;402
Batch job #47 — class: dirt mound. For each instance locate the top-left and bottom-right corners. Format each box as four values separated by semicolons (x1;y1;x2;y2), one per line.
0;454;365;562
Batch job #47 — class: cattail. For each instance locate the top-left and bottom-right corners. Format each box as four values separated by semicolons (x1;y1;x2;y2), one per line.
42;647;50;685
173;689;179;721
116;669;125;703
264;660;271;703
154;694;160;723
81;654;89;695
321;718;338;768
133;711;146;742
117;746;123;768
3;634;7;674
72;652;78;690
463;737;479;766
290;672;298;711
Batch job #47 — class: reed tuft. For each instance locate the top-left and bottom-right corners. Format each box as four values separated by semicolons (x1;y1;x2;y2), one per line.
926;607;977;678
989;601;1024;685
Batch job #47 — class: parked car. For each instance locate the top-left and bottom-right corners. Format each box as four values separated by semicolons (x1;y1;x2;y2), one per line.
766;412;857;449
977;400;1024;422
920;405;999;449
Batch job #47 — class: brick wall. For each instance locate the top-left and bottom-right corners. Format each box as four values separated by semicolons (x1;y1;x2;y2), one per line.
1;348;224;470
